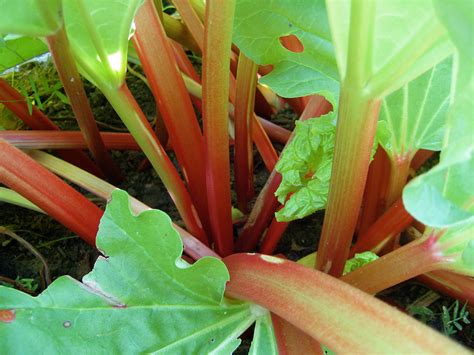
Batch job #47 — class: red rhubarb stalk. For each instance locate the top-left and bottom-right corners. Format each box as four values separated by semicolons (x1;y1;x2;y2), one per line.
316;1;381;276
28;150;218;261
351;198;414;256
343;232;446;294
417;271;474;305
0;131;139;150
234;52;258;212
0;140;102;245
46;25;122;182
224;253;467;353
202;0;236;255
134;0;210;233
0;78;101;176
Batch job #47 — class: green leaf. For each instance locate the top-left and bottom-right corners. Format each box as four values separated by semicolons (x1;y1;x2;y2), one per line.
233;0;339;105
62;0;144;89
249;309;278;355
436;223;474;276
0;35;48;73
377;57;452;159
326;0;453;98
275;113;336;222
343;252;379;275
297;251;378;276
403;1;474;228
0;0;61;37
0;190;255;353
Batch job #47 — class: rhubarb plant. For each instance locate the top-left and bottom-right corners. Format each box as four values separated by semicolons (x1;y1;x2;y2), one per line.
0;0;473;353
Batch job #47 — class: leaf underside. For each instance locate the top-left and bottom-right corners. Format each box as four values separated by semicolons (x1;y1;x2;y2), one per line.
377;57;452;159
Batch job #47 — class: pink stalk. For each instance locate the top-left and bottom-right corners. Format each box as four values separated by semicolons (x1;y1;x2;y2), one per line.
256;117;291;144
103;83;207;245
0;140;102;245
171;41;202;112
46;25;122;182
260;216;289;255
351;198;414;256
417;271;474;305
0;131;139;151
236;95;332;252
171;0;204;51
271;314;323;355
234;52;258;212
202;0;236;255
0;78;102;176
224;253;467;353
342;232;447;294
27;150;218;260
236;170;282;251
134;0;210;234
358;147;390;235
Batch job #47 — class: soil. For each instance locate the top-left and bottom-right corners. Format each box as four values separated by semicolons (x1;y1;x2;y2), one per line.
0;60;472;351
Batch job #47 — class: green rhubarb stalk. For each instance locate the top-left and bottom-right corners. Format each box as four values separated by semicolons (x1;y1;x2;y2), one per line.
45;24;122;182
202;0;236;255
102;84;207;245
0;187;44;213
0;140;102;245
224;253;468;354
234;52;258;213
317;1;381;276
134;0;210;234
27;150;218;261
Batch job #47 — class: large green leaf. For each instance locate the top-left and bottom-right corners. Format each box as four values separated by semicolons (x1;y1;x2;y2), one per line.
275;113;336;222
326;0;453;98
0;190;256;353
0;0;61;37
0;35;48;73
377;57;452;159
233;0;339;105
403;0;474;228
63;0;144;89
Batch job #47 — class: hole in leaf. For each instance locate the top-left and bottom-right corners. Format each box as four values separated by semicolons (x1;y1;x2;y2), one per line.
0;309;15;323
279;34;304;53
259;64;274;76
63;320;72;328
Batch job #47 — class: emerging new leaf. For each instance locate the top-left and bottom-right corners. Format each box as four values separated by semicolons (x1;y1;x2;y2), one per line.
275;113;336;222
0;190;254;353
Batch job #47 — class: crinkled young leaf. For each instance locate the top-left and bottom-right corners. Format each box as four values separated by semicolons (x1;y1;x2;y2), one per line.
62;0;144;89
0;190;255;353
275;113;336;222
0;0;61;37
403;0;474;228
233;0;339;105
297;251;379;276
0;35;48;73
249;309;278;355
377;57;452;159
326;0;452;98
343;252;380;275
